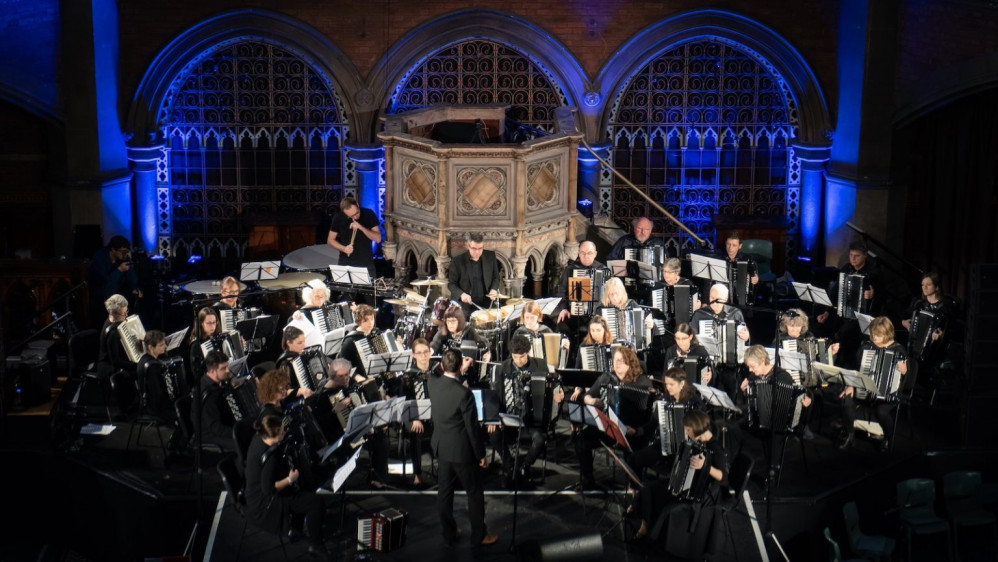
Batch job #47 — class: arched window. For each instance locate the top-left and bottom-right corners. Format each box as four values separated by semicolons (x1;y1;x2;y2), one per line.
606;39;801;257
387;39;567;132
158;40;349;261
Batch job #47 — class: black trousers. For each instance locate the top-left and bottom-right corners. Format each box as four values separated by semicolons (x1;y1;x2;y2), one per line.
490;426;546;472
436;459;487;544
574;425;616;482
283;491;326;547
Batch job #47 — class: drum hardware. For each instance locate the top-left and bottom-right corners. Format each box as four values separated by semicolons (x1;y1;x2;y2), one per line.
410;278;447;287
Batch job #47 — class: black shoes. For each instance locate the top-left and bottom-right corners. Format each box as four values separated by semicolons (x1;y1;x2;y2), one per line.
837;431;854;450
878;439;890;453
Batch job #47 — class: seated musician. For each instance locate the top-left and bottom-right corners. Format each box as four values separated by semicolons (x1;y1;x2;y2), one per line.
574;346;654;490
834;316;907;452
630;367;708;479
214;276;241;310
188;306;222;385
428;305;491;365
512;301;569;357
633;410;729;543
595;277;651;350
244;414;331;558
97;294;137;380
900;272;957;383
606;216;668;261
664;323;713;387
817;241;884;363
717;232;759;304
554;241;606;325
274;326;316;398
399;339;437;487
256;368;292;422
136;330;187;453
573;315;613;368
489;335;565;488
690;284;750;397
191;349;236;452
337;304;379;377
740;345;812;470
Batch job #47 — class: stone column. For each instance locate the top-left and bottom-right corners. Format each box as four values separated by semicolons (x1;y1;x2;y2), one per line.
126;142;165;254
577;142;611;217
793;144;832;263
345;144;386;259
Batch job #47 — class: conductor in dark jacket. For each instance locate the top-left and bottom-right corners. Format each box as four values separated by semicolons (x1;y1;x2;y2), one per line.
448;232;501;319
429;349;499;547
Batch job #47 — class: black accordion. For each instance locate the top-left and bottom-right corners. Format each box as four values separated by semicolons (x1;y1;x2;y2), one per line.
858;347;903;401
291;345;329;393
650;284;695;334
161;357;188;402
837;273;865;319
698;318;744;366
223;375;260;422
579;345;612;373
603;307;646;350
669;440;713;502
727;260;754;307
358;508;408;552
667;354;710;386
746;378;805;432
655;400;686;456
908;308;940;361
306;302;354;334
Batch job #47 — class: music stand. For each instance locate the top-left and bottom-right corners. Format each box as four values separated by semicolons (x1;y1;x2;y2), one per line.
607;259;657;284
235;314;278;341
698;335;720;359
855;312;874;335
556;369;601;391
227;355;249;377
239;261;280;282
791;282;833;307
400;399;432;424
165;327;189;352
693;383;741;413
329;265;372;288
811;363;880;396
689;253;728;283
364;351;413;380
533;297;562;317
777;349;808;373
471;388;501;425
322;326;354;356
328;447;364;493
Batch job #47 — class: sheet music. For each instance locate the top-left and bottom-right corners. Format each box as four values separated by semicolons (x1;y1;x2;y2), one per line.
777;348;808;372
165;327;189;352
693;383;741;412
856;312;874;335
227;355;249;376
792;282;833;307
330;446;364;493
400;399;432;424
533;297;562;316
240;261;280;281
329;265;372;285
323;325;356;356
688;254;728;281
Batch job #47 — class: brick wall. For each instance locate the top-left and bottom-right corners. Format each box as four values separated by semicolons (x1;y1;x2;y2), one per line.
896;0;998;89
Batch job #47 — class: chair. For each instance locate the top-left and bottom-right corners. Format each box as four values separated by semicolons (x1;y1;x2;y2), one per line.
824;527;873;562
719;452;756;561
233;418;256;474
896;478;953;561
173;395;224;455
842;501;895;561
942;471;997;561
217;456;289;561
112;371;168;460
740;239;776;281
68;329;112;423
251;361;276;378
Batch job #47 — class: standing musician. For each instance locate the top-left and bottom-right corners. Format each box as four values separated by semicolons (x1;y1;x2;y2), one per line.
834;316;907;452
574;346;654;490
214;276;241;310
191;350;236;452
429;349;499;548
664;323;713;386
901;272;956;386
188;306;223;386
489;335;565;487
630;367;707;480
87;235;141;328
400;338;436;487
97;294;137;380
606;216;669;261
690;284;750;397
632;410;730;543
447;232;501;320
817;240;883;363
274;326;316;398
136;330;186;453
243;414;331;558
327;196;382;278
716;232;759;306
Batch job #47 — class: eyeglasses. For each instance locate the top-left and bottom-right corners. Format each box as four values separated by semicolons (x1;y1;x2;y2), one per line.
579;250;596;256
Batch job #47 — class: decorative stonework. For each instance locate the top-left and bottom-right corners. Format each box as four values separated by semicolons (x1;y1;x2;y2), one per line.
456;167;507;216
401;158;437;210
526;159;559;210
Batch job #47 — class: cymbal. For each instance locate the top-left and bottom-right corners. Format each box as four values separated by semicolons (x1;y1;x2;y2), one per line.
384;298;412;305
411;278;447;287
493;293;511;299
505;297;533;306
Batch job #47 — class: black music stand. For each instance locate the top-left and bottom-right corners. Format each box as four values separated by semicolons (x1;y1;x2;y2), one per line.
239;260;280;282
226;355;250;377
322;326;353;356
607;259;657;285
164;327;189;352
398;398;433;481
471;388;502;426
235;314;278;344
692;383;741;414
499;412;528;553
364;351;413;380
689;253;728;289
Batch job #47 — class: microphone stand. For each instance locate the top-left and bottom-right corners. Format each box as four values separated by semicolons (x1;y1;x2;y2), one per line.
764;310;789;560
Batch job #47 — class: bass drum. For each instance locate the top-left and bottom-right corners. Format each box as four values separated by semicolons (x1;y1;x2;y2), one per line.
429;297;451;326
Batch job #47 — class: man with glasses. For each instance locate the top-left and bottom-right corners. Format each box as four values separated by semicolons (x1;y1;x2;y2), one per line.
447;232;500;319
327;196;382;277
553;241;608;364
606;216;668;261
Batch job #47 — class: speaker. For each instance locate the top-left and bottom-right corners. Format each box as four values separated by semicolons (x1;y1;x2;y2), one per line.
517;532;603;562
6;358;52;409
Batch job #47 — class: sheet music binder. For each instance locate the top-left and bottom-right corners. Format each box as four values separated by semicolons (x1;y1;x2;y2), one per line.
239;261;280;282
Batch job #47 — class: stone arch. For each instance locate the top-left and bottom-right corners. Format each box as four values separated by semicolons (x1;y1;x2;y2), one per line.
893;52;998;128
0;83;60;127
366;9;589;138
594;9;831;146
126;9;366;144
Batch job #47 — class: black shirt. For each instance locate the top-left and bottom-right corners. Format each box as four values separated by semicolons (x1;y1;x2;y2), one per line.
469;257;485;304
330;207;379;271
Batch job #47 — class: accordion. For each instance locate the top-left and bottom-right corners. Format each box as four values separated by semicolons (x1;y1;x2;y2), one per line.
908;308;940;361
117;315;146;363
698;318;744;365
667;354;710;386
746;378;805;432
306;302;354;335
291;345;329;393
727;261;754;307
525;374;558;428
354;329;402;372
650;284;694;334
161;357;187;402
859;347;903;401
655;400;687;456
579;345;612;373
781;337;830;387
669;440;713;502
603;307;646;351
200;333;244;361
223;375;260;422
568;267;610;317
624;247;666;282
604;384;653;428
528;332;567;370
218;307;262;334
837;273;865;319
358;508;408;552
